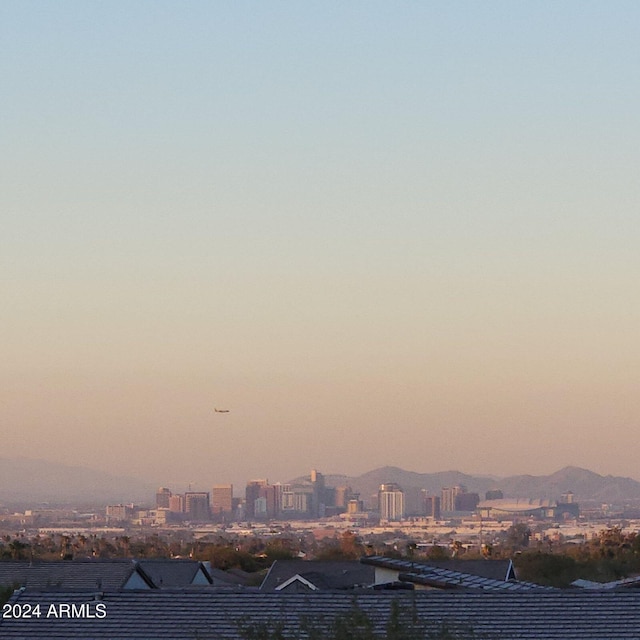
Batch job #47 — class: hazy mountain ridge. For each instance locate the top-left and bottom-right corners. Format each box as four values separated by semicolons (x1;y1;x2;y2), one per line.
3;458;640;507
319;465;640;503
0;457;154;506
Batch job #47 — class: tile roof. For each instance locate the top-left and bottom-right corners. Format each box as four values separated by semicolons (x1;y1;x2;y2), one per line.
136;560;211;588
419;559;515;581
572;575;640;590
260;559;375;591
0;560;152;591
3;589;640;639
361;556;551;591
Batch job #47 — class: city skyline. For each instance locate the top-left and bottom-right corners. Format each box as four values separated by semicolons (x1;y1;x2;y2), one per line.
2;2;639;490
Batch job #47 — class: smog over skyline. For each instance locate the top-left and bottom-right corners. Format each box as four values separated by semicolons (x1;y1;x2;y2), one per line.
2;2;639;492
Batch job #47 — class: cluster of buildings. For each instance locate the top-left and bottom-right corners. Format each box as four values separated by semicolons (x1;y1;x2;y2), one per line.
105;471;579;527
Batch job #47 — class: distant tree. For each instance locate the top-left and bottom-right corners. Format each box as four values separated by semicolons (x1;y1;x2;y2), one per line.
7;538;30;560
315;532;364;561
263;539;297;562
196;543;258;572
425;545;450;561
513;552;577;588
505;523;531;550
1;585;16;606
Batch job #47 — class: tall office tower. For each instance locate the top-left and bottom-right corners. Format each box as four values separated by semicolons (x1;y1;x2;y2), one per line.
245;480;268;519
273;483;287;516
422;492;441;519
281;487;295;513
184;492;211;521
335;486;353;509
156;487;172;509
293;491;310;513
455;492;480;511
347;496;363;514
310;469;326;518
403;486;424;516
378;483;405;522
441;485;466;512
169;494;184;513
211;485;233;518
259;484;277;519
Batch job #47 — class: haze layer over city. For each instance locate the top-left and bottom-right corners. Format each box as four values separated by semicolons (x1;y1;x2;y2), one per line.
2;2;639;493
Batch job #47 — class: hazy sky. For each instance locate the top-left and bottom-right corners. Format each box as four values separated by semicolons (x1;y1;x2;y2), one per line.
2;1;639;491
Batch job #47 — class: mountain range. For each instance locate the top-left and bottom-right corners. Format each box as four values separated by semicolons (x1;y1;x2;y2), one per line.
3;458;640;507
305;466;640;505
0;457;154;506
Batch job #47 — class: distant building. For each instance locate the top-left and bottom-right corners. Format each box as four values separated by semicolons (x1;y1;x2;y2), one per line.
259;484;277;519
379;483;405;521
106;504;133;523
184;492;211;521
293;490;310;514
455;492;480;512
477;498;556;520
441;486;466;513
169;494;184;513
245;480;268;519
211;485;233;518
485;489;504;501
335;486;352;509
423;494;441;519
310;469;326;518
156;488;172;509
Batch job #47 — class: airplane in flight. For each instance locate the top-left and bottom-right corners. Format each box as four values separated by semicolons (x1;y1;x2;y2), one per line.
214;408;230;413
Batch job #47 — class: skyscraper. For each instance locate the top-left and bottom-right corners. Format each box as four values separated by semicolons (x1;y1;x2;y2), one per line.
245;480;268;519
211;485;233;518
184;492;211;521
441;485;466;512
156;487;172;509
378;483;405;522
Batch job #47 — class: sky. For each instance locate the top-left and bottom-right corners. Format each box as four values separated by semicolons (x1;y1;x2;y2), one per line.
2;1;639;492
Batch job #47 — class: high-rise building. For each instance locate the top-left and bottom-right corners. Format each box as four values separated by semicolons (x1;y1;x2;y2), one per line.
379;483;405;521
156;487;172;509
561;491;574;504
184;492;211;521
281;487;295;513
455;492;480;511
335;486;352;509
259;484;277;519
106;504;133;522
245;480;268;519
424;494;441;519
441;485;466;512
211;485;233;518
169;494;184;513
310;469;326;518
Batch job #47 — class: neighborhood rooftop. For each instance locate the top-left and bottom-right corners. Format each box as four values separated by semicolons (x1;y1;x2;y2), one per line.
4;589;640;639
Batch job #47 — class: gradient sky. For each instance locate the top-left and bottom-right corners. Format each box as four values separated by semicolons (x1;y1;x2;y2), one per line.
2;1;639;491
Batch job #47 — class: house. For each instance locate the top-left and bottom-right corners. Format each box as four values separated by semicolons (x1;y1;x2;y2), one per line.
0;560;154;591
0;559;214;591
260;559;375;592
360;556;550;591
136;560;212;588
